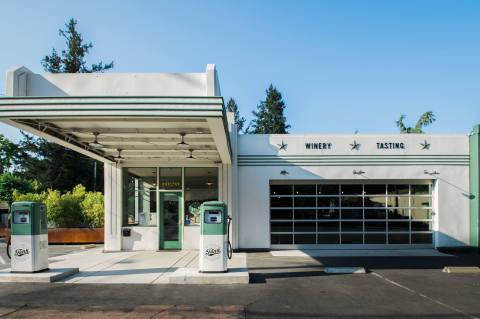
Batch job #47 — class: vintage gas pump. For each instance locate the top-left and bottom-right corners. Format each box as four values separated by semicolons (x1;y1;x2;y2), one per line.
10;201;49;273
199;201;232;273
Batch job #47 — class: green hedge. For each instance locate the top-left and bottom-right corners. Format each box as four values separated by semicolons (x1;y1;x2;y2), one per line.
13;185;104;228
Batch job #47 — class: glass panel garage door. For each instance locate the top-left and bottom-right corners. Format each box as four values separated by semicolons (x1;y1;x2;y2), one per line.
270;183;433;246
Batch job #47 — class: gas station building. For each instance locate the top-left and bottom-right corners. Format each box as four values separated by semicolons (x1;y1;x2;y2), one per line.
1;65;479;252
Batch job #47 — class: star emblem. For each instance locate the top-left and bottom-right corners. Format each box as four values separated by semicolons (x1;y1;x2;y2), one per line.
350;140;361;151
277;141;288;151
420;140;430;150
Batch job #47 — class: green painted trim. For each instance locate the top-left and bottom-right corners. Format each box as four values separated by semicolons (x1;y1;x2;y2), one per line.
0;114;223;119
221;106;233;160
0;107;222;112
238;154;470;166
0;102;224;106
239;160;469;162
159;192;183;250
238;155;469;158
470;125;480;248
0;95;224;99
239;157;469;162
239;162;469;166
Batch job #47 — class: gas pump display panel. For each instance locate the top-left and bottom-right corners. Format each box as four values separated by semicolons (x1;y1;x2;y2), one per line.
204;210;222;224
13;211;30;224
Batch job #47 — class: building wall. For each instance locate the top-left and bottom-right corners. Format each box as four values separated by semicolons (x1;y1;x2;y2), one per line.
122;226;158;250
237;134;470;249
5;64;221;97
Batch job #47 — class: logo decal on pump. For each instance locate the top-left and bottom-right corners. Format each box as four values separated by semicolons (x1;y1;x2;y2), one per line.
14;248;30;257
205;247;221;257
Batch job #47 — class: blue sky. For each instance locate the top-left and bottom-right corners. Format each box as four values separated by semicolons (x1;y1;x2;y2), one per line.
0;0;479;141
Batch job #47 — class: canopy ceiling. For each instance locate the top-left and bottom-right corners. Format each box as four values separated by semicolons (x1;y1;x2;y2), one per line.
0;96;231;164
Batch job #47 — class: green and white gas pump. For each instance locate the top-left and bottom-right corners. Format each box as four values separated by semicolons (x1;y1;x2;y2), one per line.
199;201;232;273
10;201;49;273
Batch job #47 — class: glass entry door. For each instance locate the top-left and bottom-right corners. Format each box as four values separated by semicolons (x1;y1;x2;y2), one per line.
159;192;182;249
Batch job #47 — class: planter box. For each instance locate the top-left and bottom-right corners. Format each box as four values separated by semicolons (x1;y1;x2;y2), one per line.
48;228;104;244
4;228;104;244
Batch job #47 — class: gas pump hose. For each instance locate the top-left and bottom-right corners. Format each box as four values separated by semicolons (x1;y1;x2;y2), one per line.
6;237;11;259
227;216;232;259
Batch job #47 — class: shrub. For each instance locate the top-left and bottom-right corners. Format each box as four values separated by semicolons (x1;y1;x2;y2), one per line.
82;191;104;227
12;189;46;203
12;184;104;228
45;189;63;228
56;191;84;228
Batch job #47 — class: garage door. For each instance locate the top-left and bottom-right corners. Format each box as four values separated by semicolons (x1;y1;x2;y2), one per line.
270;183;433;247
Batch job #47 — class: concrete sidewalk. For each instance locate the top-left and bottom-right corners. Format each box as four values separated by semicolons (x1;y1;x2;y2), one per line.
52;248;248;284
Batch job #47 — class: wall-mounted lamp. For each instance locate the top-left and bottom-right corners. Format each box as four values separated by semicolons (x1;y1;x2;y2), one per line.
424;169;440;175
280;170;289;175
352;169;365;175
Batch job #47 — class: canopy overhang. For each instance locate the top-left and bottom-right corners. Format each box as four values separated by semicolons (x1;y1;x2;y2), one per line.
0;96;232;164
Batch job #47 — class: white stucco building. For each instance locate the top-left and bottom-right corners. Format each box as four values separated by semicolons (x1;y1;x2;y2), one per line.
1;65;479;251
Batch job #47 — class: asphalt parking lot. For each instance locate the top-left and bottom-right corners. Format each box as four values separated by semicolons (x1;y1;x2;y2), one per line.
0;244;480;318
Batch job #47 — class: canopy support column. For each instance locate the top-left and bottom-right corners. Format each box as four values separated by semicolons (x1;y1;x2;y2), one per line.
104;162;123;251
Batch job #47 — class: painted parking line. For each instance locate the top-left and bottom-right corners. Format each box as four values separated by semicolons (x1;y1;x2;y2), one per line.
371;272;479;319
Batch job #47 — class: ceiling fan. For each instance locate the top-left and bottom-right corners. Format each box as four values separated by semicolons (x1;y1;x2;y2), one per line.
186;149;196;160
89;132;103;149
114;148;124;161
177;133;190;149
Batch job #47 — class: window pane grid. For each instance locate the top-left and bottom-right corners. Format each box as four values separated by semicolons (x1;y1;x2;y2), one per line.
270;183;433;245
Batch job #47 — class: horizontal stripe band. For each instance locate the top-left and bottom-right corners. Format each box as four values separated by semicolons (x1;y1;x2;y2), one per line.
0;95;224;99
239;163;468;166
238;154;470;160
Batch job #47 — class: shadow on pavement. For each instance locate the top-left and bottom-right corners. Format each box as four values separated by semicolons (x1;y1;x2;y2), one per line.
247;251;480;283
314;253;480;270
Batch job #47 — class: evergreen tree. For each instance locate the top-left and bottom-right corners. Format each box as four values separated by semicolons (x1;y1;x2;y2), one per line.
42;18;113;73
15;132;103;192
0;134;18;174
396;111;436;133
250;84;290;134
16;18;112;192
226;98;246;132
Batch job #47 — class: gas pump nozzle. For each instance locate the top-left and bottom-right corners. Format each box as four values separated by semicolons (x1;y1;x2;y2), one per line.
227;215;233;260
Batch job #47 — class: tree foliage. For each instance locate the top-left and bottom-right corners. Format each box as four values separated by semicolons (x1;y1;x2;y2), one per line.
226;98;246;132
0;173;37;204
0;134;18;174
250;84;290;134
14;132;102;192
396;111;436;133
42;18;113;73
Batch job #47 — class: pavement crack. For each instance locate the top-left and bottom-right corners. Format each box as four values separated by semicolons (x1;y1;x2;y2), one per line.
148;305;175;319
0;304;27;317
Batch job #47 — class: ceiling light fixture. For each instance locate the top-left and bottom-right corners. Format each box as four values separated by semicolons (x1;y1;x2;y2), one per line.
114;148;124;161
177;133;190;149
89;132;103;149
186;149;196;160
